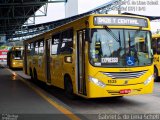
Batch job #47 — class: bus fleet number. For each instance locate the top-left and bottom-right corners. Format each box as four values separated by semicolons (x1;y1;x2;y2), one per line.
108;80;117;84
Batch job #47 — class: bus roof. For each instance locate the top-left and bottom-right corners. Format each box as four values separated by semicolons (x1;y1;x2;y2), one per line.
24;14;150;43
9;46;23;51
152;34;160;38
90;14;149;20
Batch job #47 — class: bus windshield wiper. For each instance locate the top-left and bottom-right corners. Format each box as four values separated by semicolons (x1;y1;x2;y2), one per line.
104;26;121;47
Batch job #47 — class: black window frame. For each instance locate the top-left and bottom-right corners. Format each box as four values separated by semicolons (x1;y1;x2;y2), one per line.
60;28;73;54
51;32;61;55
30;42;35;55
38;39;44;55
35;41;39;55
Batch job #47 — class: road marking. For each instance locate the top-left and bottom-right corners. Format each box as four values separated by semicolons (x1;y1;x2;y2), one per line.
6;68;81;120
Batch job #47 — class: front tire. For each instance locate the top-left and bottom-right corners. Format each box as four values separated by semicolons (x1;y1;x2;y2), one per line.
154;67;159;82
33;69;38;83
30;68;33;80
64;77;75;99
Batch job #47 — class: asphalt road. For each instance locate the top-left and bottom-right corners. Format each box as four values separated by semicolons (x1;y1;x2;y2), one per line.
15;70;160;120
1;61;160;120
0;63;82;120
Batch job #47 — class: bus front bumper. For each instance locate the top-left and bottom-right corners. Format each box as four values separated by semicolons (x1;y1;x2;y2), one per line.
12;61;23;68
86;80;154;98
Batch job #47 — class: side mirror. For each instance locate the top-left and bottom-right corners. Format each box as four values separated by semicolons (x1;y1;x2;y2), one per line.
85;28;91;43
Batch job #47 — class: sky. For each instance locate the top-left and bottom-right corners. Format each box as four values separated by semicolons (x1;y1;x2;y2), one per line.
34;0;108;24
34;0;160;33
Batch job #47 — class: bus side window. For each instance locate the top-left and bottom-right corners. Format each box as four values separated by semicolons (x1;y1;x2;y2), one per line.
152;39;157;54
52;33;60;55
27;43;31;55
30;43;35;55
35;42;39;55
60;29;73;54
39;40;44;56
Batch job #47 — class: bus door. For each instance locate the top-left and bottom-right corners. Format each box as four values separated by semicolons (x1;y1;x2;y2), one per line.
24;44;28;74
45;39;51;84
51;33;63;88
77;30;86;95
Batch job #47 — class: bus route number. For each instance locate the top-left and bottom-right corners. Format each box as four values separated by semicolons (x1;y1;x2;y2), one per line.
108;80;117;84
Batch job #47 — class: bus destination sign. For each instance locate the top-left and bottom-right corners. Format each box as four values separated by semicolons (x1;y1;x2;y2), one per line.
94;16;148;27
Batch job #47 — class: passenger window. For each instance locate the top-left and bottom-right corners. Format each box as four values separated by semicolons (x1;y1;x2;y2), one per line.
35;42;39;55
60;29;73;54
28;43;31;50
52;33;60;55
39;40;44;55
30;43;35;55
27;43;31;55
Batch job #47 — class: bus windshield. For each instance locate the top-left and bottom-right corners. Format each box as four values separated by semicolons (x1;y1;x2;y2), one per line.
90;29;153;67
13;51;22;60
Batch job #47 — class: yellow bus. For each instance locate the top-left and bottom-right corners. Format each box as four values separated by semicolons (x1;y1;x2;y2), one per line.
23;14;154;98
152;34;160;81
7;46;23;69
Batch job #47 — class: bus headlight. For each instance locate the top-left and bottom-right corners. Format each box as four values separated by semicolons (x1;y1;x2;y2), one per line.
89;76;106;88
144;75;154;85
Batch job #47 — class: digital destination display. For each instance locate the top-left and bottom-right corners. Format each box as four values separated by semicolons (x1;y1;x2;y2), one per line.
94;16;148;27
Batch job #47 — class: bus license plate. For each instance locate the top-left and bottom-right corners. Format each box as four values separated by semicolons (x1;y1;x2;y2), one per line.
120;89;131;94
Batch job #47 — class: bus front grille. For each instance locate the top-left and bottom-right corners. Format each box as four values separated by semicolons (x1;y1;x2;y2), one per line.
103;71;147;79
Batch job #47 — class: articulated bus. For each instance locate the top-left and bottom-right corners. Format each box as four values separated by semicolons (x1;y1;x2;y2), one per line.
23;14;153;98
7;46;23;69
152;34;160;81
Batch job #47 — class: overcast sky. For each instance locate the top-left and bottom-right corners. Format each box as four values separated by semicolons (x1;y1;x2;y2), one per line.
34;0;160;33
35;0;108;24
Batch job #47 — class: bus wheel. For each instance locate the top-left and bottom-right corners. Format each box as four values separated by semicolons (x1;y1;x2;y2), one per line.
30;68;33;80
64;77;75;99
154;67;159;82
33;69;38;82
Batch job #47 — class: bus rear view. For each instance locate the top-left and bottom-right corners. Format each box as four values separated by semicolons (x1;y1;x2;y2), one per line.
7;46;23;69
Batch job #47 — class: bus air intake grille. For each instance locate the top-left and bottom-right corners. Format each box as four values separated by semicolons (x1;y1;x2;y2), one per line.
103;71;147;79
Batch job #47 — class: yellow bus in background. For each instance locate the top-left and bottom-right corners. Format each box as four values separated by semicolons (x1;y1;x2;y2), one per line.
152;34;160;81
7;46;23;69
23;14;153;99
